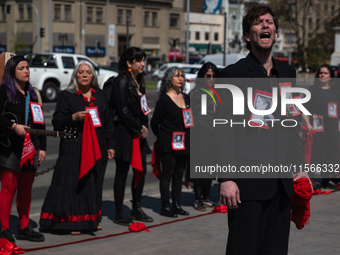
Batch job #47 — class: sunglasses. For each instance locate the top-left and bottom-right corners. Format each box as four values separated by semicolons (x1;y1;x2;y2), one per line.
205;74;214;78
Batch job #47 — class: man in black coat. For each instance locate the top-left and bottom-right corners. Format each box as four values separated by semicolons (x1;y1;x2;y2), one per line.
217;5;310;255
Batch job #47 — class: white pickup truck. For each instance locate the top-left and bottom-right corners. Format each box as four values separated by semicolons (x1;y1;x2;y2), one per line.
25;53;118;102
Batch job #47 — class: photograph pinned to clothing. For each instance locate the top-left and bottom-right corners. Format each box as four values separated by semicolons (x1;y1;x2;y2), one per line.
313;115;324;132
293;96;302;112
182;108;194;128
249;89;273;130
140;94;152;115
85;106;102;127
279;82;300;117
172;132;185;150
30;102;44;124
328;102;337;118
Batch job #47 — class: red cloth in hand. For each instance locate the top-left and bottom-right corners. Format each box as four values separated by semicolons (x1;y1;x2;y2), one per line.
212;205;228;213
128;222;149;232
301;125;317;166
0;238;24;254
131;135;143;188
20;131;36;168
79;114;102;182
291;177;313;230
151;141;161;180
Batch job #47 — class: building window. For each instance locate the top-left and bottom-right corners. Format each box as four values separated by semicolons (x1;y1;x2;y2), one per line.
332;5;335;15
284;32;296;44
152;12;157;26
170;14;179;28
214;32;218;41
117;9;123;24
18;5;24;20
316;18;319;29
54;4;61;20
96;7;103;23
324;4;327;12
64;5;71;21
144;11;149;26
0;5;5;20
87;7;93;22
205;32;209;41
27;5;32;20
126;10;132;24
195;31;200;40
142;37;159;44
308;18;312;29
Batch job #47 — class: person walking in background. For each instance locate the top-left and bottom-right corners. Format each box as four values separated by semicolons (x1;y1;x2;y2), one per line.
110;47;153;226
302;64;340;189
39;61;114;234
0;55;46;243
151;67;191;218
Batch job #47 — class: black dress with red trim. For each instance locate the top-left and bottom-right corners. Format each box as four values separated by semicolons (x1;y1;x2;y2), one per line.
304;84;340;168
39;88;114;231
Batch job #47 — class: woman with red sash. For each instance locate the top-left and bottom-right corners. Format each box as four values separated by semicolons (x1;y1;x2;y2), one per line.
39;61;114;234
151;67;190;217
0;56;46;243
110;47;153;225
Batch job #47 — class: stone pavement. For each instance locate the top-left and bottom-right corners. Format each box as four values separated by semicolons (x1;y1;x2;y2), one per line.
8;185;340;255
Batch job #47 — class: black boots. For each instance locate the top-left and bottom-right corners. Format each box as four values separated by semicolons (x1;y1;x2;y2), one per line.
130;201;154;222
160;200;177;218
172;201;189;216
114;206;133;226
16;226;45;242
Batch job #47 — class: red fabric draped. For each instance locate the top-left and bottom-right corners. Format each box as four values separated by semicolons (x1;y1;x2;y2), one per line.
212;205;228;213
79;114;102;183
301;125;317;166
151;141;161;180
291;177;313;230
0;238;24;254
128;222;149;232
20;132;36;167
131;135;143;188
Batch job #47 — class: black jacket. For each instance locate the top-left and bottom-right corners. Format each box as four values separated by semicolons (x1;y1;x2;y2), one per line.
216;52;305;200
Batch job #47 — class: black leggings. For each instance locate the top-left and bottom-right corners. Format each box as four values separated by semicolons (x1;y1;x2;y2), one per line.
193;181;212;200
113;158;147;209
159;153;188;203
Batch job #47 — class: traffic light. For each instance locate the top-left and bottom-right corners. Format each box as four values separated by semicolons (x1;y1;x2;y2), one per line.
40;27;45;38
95;40;100;49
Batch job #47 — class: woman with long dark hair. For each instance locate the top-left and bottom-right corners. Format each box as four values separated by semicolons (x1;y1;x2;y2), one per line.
151;67;190;217
302;64;340;189
0;55;46;243
111;47;153;225
39;61;114;234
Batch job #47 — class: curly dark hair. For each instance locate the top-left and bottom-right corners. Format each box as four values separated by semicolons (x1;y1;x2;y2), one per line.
242;5;278;51
159;67;185;95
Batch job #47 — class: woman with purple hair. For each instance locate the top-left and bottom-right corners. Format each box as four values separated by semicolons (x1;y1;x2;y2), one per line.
0;55;46;243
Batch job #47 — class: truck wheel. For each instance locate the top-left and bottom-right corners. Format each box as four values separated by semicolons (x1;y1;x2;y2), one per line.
42;82;58;102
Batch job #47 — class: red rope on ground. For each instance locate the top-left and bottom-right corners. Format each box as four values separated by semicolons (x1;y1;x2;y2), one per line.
24;211;218;252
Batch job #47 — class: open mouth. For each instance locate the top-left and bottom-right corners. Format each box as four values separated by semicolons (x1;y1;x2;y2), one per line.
260;32;271;39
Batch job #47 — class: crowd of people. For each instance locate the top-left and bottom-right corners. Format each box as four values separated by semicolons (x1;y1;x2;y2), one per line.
0;4;339;254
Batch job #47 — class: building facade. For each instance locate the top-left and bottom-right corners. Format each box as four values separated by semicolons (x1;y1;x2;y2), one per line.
0;0;185;67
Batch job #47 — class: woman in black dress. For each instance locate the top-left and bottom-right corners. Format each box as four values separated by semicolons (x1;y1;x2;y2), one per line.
151;67;190;217
189;62;219;211
40;61;114;234
302;64;340;189
0;56;46;243
111;47;153;225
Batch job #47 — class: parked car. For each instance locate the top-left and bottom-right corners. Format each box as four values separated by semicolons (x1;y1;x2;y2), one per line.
152;63;183;81
156;64;225;93
25;53;118;102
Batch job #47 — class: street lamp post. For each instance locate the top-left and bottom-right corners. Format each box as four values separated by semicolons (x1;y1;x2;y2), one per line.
186;0;190;63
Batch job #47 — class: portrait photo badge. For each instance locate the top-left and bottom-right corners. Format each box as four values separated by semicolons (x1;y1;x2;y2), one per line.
172;132;185;150
30;102;44;124
328;102;337;118
182;108;194;128
85;106;102;127
279;82;300;117
313;115;324;132
249;89;273;130
140;94;152;116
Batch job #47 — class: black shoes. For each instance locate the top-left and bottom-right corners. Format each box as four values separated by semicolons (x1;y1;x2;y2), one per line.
114;211;133;226
160;206;178;218
16;226;45;242
2;228;15;243
130;202;154;222
172;201;189;216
